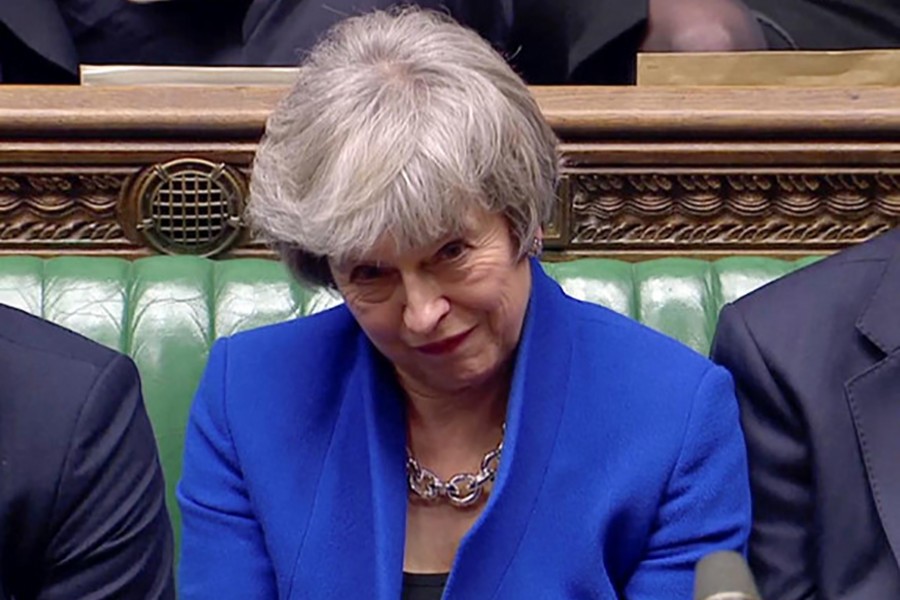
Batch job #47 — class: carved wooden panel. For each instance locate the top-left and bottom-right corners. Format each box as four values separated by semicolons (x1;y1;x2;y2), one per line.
1;86;900;258
4;167;900;259
0;169;131;252
561;170;900;256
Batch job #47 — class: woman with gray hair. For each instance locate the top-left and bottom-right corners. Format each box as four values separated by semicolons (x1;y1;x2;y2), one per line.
178;9;750;599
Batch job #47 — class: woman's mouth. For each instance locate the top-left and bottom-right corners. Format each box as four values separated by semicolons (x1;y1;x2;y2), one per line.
414;327;475;355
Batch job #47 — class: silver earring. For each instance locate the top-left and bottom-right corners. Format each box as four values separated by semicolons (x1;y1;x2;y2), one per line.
529;237;543;257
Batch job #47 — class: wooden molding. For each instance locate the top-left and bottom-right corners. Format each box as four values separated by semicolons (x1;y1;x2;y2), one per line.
0;85;898;258
0;168;130;253
557;170;900;256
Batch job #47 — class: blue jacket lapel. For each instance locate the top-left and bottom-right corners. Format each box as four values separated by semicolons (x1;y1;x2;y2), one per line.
287;335;406;600
296;259;572;599
446;259;573;598
361;346;409;599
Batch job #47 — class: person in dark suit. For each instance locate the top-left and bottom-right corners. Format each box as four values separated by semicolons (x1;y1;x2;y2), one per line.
242;0;768;85
0;0;78;83
712;227;900;599
742;0;900;50
0;0;246;83
0;304;175;599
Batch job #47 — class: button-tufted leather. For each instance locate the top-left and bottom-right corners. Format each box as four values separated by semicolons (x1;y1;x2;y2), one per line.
0;255;817;555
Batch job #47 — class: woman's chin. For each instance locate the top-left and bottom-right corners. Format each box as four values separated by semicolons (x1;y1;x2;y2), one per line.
412;360;502;395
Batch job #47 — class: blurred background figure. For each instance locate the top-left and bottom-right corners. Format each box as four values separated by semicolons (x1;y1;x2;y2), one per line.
1;1;899;82
0;0;247;83
9;0;900;86
742;0;900;51
241;0;770;83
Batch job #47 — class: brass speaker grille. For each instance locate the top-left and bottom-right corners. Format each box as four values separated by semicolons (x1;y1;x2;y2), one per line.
131;159;246;256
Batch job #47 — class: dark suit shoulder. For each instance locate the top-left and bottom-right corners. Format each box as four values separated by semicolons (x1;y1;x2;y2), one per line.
0;302;133;483
729;228;899;324
0;302;131;455
0;303;121;371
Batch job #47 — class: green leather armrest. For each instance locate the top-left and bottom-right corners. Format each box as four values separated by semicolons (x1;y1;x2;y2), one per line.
0;254;816;558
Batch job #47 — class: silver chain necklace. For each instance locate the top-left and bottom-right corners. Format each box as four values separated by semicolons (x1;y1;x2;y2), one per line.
406;426;504;508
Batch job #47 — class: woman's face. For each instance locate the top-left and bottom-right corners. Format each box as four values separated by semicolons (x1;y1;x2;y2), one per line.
330;210;533;397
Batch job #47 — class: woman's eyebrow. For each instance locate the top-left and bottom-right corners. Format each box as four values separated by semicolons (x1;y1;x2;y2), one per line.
347;258;393;271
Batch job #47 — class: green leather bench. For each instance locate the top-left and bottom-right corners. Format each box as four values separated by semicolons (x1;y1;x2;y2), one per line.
0;254;819;555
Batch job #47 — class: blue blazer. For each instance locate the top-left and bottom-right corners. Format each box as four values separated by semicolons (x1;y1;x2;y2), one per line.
179;260;750;599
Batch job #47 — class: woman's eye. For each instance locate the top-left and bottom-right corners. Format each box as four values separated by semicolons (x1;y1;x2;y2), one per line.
350;265;384;282
437;240;466;261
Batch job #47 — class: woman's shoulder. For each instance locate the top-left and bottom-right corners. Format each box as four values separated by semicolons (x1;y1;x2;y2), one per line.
566;295;710;365
228;303;356;348
558;296;724;411
217;304;362;379
197;305;364;434
555;297;740;483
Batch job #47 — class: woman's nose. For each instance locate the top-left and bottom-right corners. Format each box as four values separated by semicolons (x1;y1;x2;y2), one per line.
402;275;450;335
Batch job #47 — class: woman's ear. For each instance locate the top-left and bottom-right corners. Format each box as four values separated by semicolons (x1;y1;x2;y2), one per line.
528;229;544;257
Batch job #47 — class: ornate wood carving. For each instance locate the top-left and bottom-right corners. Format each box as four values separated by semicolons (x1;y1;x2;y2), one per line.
564;171;900;255
1;86;900;258
0;170;131;251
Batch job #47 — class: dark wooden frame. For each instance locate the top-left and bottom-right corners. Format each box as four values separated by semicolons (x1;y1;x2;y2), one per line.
1;85;899;259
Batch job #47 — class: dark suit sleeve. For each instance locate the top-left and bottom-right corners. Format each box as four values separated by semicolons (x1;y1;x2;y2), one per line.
0;0;78;83
38;354;175;600
711;304;817;600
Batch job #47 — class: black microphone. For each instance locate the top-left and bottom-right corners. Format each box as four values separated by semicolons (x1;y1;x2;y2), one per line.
694;550;762;600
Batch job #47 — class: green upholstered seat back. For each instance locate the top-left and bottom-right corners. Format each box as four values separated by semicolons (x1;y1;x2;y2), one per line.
0;255;818;555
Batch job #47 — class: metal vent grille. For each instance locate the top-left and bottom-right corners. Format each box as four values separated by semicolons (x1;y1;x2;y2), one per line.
132;159;246;256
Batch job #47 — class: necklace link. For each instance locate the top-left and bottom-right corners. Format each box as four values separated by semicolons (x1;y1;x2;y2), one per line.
406;428;504;508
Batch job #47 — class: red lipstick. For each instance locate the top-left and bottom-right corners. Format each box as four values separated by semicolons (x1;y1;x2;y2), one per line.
414;327;474;356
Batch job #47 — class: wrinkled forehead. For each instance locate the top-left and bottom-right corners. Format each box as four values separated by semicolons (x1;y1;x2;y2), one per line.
332;201;495;264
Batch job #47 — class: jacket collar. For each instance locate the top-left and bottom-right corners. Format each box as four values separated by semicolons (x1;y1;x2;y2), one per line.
353;258;573;599
856;229;900;355
444;258;572;598
0;0;78;76
846;229;900;569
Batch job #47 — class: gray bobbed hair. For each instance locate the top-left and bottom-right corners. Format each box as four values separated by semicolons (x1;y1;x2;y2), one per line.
247;8;560;288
